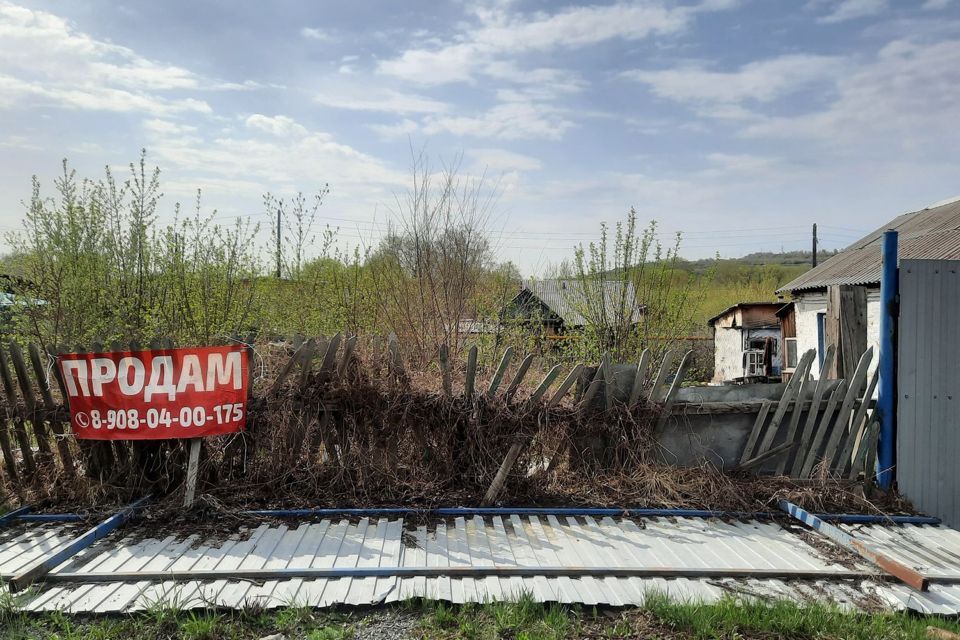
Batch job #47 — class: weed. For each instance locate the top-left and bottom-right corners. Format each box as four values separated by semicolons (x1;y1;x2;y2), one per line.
180;611;221;640
306;625;354;640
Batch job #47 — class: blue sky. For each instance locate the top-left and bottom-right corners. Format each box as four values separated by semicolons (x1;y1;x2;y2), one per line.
0;0;958;275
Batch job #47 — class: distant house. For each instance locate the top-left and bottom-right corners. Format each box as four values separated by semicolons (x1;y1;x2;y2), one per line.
707;302;782;383
776;198;960;379
504;279;643;335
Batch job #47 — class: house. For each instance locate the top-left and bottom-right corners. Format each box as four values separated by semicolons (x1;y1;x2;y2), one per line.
504;279;643;335
776;197;960;378
707;302;783;383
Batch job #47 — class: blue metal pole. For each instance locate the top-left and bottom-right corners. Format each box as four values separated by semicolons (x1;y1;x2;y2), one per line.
8;495;151;592
779;499;927;591
877;230;899;489
240;506;939;525
16;514;84;523
0;505;32;526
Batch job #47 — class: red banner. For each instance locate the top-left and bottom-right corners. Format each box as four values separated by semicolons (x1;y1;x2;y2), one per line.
59;346;249;440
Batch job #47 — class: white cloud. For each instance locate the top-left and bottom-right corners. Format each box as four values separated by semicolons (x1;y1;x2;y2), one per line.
0;1;228;115
377;1;732;86
244;114;308;137
818;0;888;23
367;118;420;140
300;27;334;41
922;0;952;8
422;99;573;140
625;54;841;104
143;114;407;199
742;38;960;146
467;148;542;172
314;88;448;114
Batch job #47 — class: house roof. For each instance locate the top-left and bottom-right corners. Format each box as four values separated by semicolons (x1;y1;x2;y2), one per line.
519;279;643;326
706;302;782;327
777;198;960;294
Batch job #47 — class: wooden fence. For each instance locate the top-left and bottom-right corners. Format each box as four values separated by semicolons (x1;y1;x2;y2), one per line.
0;335;879;503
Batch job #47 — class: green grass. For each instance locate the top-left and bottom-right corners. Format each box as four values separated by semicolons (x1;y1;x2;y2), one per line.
1;593;959;639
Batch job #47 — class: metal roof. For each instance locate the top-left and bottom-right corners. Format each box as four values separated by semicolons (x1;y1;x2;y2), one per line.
706;302;782;327
0;522;83;579
517;279;643;327
778;199;960;294
6;515;960;614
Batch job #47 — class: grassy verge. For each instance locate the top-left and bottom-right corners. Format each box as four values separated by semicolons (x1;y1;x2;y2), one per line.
2;593;959;639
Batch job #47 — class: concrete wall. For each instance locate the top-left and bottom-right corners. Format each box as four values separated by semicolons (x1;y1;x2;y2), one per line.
662;381;841;469
591;364;843;470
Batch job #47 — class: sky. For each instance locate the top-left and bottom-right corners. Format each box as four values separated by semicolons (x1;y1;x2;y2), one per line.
0;0;958;275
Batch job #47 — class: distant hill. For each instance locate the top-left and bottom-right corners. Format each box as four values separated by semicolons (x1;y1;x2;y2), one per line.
674;250;839;330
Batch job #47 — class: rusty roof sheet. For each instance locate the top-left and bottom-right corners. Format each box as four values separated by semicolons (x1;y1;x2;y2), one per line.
777;199;960;294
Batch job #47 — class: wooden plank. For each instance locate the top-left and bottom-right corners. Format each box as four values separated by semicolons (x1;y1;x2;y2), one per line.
753;349;816;459
779;499;928;591
269;341;305;395
800;379;848;478
0;417;16;481
601;353;614;411
835;368;879;476
849;416;880;480
486;347;513;398
388;338;407;382
504;354;534;404
739;400;773;465
438;344;452;398
654;350;693;432
790;344;837;476
8;341;51;457
862;416;880;487
839;286;868;384
482;442;523;506
288;339;318;464
825;286;842;378
736;441;797;472
314;333;340;387
647;349;676;404
821;348;874;470
0;345;34;475
337;335;358;378
547;364;584;409
578;358;607;411
529;365;561;404
28;343;74;477
182;438;202;508
627;349;651;407
464;345;478;399
775;368;812;475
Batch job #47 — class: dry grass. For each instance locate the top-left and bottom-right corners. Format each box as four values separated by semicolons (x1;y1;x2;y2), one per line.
3;340;908;518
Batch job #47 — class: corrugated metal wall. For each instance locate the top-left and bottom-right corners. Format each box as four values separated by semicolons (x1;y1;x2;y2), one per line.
897;259;960;527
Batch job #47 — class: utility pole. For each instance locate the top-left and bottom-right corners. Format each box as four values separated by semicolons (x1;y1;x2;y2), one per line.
812;223;818;268
275;207;282;278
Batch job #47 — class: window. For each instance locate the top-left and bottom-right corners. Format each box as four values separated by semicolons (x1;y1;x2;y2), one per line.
784;337;798;370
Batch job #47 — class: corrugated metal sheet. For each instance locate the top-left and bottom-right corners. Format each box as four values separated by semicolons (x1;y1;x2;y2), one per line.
0;522;83;578
838;523;960;615
519;279;643;326
897;259;960;529
5;515;957;614
778;200;960;293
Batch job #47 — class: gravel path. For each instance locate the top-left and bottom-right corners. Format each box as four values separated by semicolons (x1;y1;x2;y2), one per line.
351;610;419;640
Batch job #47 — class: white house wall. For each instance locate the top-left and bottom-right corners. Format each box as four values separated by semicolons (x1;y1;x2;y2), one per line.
793;289;880;382
713;326;743;382
713;326;781;382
